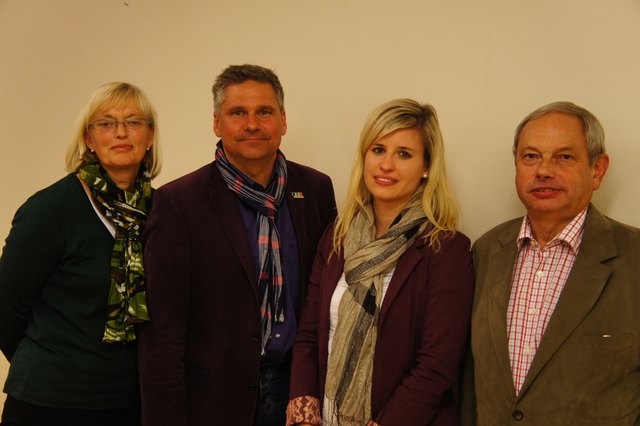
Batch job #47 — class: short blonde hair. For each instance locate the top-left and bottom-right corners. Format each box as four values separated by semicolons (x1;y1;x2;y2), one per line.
65;82;162;178
333;98;459;253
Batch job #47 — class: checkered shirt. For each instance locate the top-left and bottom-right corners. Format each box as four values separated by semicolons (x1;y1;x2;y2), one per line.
507;208;588;395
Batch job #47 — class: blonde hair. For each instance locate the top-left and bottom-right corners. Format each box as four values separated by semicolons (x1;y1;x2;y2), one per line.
333;98;459;254
65;82;162;178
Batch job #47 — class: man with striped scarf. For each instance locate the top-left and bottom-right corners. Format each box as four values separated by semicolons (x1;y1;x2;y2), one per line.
139;64;337;426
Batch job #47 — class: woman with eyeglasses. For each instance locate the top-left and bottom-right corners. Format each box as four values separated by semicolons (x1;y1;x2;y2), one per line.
286;99;474;426
0;82;161;426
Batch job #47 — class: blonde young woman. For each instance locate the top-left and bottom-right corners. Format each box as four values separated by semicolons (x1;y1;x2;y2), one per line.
0;82;161;426
287;99;474;426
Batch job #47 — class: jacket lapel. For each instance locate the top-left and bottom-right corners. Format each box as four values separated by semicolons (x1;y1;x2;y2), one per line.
518;206;616;398
207;163;257;288
285;163;309;259
486;223;521;391
378;242;423;325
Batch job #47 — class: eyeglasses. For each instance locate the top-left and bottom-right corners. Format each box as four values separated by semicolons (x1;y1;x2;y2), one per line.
88;118;150;132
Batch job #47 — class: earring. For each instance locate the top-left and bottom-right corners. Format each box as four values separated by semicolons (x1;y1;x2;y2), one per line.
146;147;150;151
90;149;95;153
422;172;428;179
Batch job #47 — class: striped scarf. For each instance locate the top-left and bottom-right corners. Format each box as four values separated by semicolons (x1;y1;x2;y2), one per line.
215;142;288;354
325;189;427;424
77;155;152;343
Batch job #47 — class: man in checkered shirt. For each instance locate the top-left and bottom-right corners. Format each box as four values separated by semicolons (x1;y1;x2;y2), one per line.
465;101;640;425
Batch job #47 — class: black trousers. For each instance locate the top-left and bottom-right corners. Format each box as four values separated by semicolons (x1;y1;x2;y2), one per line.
1;396;141;426
255;358;291;426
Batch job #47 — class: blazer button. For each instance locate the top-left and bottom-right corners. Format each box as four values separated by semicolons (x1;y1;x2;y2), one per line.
512;410;524;421
252;336;259;342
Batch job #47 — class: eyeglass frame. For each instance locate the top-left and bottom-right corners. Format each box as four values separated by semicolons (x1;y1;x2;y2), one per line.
87;117;153;132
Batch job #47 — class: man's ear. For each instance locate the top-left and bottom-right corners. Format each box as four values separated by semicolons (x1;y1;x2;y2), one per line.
592;153;610;190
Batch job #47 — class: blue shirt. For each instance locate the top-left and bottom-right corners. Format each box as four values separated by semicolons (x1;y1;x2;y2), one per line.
234;173;300;363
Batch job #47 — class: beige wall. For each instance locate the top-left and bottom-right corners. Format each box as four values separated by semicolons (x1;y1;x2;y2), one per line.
1;0;639;411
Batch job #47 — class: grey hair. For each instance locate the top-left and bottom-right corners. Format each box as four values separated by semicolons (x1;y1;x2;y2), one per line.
211;64;284;114
513;101;605;165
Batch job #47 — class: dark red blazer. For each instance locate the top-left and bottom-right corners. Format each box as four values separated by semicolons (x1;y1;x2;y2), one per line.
138;160;336;426
290;225;474;426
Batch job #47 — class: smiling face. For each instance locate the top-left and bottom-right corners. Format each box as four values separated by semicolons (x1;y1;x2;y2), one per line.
364;127;428;218
515;112;608;230
84;100;153;182
213;80;287;180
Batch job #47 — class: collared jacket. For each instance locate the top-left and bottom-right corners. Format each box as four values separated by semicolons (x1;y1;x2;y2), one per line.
138;160;336;426
469;205;640;425
290;225;474;425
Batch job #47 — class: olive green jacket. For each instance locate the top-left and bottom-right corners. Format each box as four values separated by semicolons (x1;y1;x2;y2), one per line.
467;205;640;425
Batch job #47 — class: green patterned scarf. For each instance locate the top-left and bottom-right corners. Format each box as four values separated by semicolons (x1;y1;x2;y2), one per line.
78;156;152;343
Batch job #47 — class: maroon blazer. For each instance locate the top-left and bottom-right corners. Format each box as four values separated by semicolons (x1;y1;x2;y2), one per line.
138;160;336;426
290;226;474;426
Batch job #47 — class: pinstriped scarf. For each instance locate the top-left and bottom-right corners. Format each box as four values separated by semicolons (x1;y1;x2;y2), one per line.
215;142;288;354
77;155;152;343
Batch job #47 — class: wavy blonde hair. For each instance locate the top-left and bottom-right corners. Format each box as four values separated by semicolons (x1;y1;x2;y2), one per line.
333;98;459;254
65;82;162;178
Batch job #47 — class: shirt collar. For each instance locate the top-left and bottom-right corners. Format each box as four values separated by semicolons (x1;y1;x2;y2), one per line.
516;206;589;253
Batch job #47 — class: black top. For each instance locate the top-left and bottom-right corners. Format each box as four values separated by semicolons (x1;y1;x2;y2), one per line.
0;174;138;409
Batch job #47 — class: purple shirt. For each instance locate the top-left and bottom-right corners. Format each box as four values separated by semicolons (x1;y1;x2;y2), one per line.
235;174;300;363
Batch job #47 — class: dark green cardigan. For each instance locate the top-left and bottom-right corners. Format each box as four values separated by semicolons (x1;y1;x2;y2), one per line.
0;174;138;409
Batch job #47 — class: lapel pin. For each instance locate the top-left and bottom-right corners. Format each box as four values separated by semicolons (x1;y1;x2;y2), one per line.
291;192;304;199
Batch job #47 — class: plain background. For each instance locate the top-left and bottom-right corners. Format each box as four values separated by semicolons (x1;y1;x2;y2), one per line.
1;0;639;412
